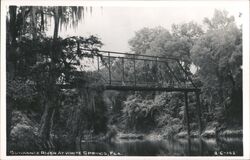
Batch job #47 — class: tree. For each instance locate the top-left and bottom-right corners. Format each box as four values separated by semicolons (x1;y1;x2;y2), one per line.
127;25;203;132
6;6;100;150
128;27;174;84
191;10;242;123
203;9;235;30
128;23;203;86
128;27;168;55
38;7;87;148
149;22;203;71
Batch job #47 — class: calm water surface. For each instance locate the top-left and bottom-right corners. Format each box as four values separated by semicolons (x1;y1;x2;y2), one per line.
80;137;243;156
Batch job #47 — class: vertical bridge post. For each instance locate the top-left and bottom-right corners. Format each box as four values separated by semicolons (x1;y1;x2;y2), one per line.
133;54;136;86
145;60;148;86
155;57;158;84
97;56;100;72
122;57;124;85
108;52;111;85
195;91;202;135
184;91;190;137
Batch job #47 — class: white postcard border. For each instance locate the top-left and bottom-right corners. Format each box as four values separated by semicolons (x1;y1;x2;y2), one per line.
1;1;249;160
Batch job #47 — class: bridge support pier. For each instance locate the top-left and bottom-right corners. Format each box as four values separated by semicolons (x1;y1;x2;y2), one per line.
195;91;202;135
184;91;190;137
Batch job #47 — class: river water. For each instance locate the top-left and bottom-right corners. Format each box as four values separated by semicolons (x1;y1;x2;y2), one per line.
80;137;243;156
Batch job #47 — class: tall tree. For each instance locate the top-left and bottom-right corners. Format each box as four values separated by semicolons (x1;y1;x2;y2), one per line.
191;10;242;122
128;27;168;55
6;6;96;149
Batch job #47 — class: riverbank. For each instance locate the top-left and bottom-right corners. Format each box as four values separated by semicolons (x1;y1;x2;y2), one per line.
115;128;243;142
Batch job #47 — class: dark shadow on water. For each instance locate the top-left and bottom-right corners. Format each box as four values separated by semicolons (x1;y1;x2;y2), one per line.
79;137;243;156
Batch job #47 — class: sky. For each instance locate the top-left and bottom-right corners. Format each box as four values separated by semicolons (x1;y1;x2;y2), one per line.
47;2;244;53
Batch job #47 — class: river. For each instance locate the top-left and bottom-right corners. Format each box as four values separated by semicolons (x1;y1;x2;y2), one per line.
79;137;243;156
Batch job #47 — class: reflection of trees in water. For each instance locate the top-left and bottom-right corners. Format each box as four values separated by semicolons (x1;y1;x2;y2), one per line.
116;140;161;156
216;137;243;155
174;138;201;155
79;137;242;156
81;142;111;153
174;138;242;156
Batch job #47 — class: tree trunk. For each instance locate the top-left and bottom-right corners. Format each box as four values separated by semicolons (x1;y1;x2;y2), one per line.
6;6;18;151
9;6;17;45
6;97;13;152
30;7;37;39
39;7;61;149
53;7;59;40
38;68;58;149
216;70;224;105
39;97;55;149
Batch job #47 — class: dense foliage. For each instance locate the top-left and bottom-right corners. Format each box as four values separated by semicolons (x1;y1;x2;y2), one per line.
191;10;242;123
114;9;242;136
6;6;107;152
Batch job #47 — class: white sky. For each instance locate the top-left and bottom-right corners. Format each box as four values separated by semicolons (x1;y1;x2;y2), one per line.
46;2;244;53
49;4;243;73
3;1;243;73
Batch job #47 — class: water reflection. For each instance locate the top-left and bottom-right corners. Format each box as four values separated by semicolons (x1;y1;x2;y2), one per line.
80;137;243;156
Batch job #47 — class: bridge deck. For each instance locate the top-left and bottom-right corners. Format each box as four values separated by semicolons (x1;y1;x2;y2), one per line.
105;85;200;92
60;84;200;92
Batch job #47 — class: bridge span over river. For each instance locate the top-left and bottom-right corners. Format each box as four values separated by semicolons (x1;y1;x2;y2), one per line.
64;49;203;136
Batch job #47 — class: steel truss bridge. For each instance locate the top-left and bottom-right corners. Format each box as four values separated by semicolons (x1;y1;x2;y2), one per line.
68;49;203;136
